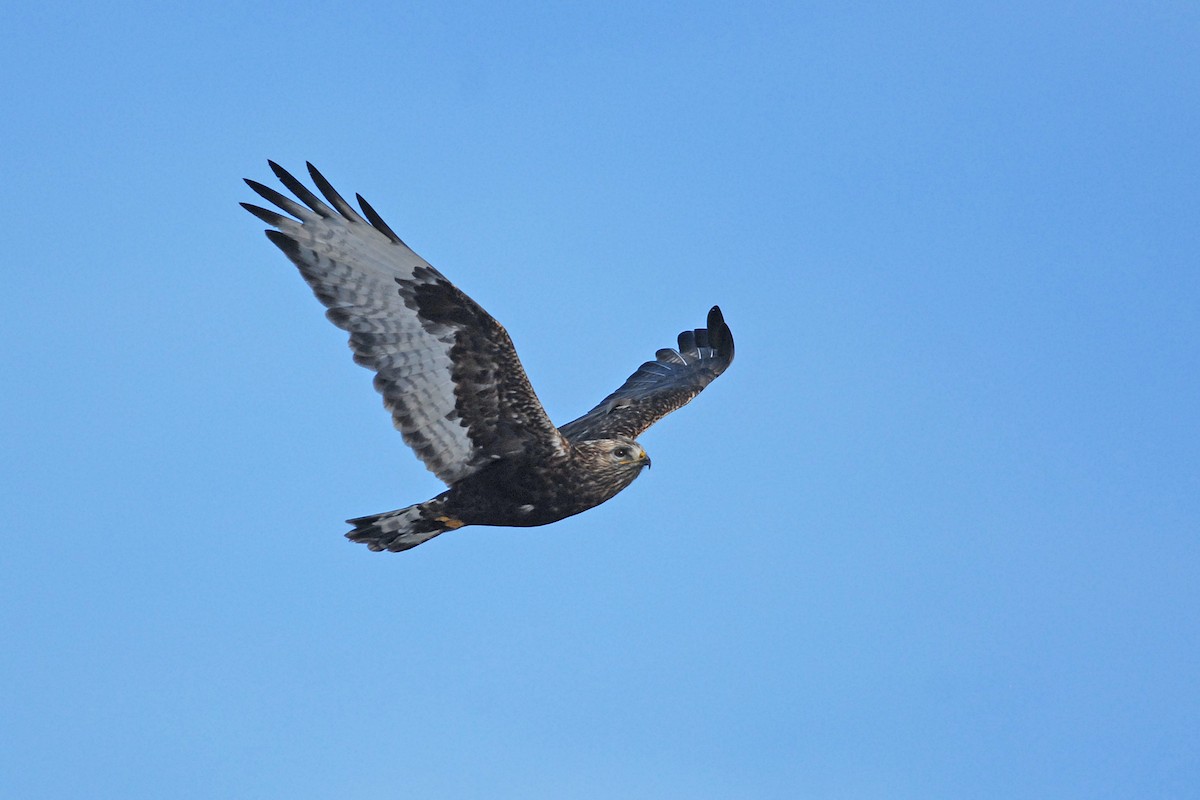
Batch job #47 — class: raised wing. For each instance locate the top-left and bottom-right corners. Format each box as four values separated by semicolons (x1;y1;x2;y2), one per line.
558;306;734;442
242;161;567;484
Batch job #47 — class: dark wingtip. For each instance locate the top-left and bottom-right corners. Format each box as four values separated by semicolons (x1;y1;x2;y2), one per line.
707;305;734;363
264;228;301;257
241;202;287;227
305;162;367;223
356;192;405;245
305;162;327;191
266;160;333;217
244;178;281;200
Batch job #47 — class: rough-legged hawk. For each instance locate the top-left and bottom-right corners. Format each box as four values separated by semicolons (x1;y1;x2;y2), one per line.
242;162;734;552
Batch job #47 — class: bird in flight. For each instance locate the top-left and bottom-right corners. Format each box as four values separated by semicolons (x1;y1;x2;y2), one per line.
242;162;734;552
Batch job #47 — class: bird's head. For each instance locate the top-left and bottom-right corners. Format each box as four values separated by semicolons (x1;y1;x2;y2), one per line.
574;436;652;498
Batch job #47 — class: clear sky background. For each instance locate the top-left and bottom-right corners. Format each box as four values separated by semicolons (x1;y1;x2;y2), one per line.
2;3;1197;798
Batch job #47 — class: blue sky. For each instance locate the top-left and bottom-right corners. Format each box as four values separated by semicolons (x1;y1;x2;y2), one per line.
2;2;1197;797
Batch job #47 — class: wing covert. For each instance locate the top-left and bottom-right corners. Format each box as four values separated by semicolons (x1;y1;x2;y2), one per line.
558;306;734;442
243;162;567;484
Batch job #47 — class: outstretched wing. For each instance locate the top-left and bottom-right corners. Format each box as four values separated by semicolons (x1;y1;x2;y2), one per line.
558;306;734;442
242;161;567;485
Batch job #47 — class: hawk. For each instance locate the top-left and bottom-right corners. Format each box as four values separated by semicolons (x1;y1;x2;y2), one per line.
242;162;734;552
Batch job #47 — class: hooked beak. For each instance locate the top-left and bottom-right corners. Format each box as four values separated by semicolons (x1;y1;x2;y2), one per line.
641;450;652;469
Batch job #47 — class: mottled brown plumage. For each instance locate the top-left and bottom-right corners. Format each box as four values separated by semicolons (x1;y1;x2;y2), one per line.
243;162;734;552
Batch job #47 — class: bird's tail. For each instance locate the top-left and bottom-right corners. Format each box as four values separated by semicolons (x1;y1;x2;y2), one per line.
345;495;464;553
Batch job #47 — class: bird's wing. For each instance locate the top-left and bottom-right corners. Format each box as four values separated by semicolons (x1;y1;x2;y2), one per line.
243;162;567;485
558;306;734;442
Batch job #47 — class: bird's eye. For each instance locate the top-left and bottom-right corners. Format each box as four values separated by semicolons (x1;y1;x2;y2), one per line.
614;446;630;458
